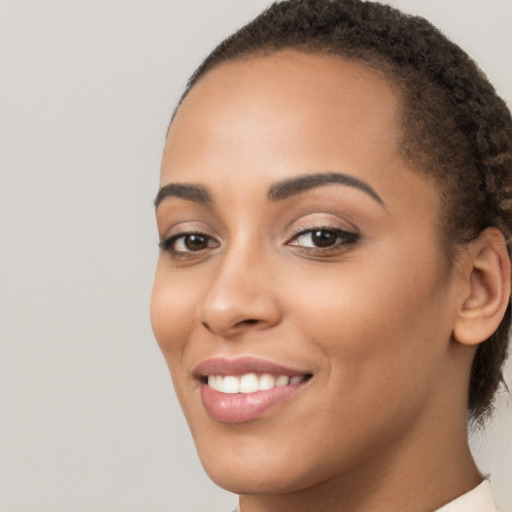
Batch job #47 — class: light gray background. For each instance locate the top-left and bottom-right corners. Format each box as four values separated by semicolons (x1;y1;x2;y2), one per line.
1;1;511;511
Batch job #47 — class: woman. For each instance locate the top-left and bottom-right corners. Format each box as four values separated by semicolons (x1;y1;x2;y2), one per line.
151;0;512;510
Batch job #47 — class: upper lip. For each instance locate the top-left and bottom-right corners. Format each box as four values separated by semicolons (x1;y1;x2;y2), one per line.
193;356;311;378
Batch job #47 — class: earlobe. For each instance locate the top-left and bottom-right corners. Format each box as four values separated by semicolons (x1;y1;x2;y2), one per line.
453;227;511;346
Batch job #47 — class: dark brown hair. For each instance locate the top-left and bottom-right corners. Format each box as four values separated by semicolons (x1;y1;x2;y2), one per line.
174;0;512;423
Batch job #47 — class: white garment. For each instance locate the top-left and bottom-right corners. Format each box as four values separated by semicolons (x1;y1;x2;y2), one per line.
435;479;497;512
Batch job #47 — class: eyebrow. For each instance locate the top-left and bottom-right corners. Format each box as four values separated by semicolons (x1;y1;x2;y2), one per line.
154;183;213;208
154;171;384;209
268;172;384;205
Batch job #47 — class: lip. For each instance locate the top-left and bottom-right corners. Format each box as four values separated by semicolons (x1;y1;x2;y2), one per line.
194;356;312;423
194;356;310;378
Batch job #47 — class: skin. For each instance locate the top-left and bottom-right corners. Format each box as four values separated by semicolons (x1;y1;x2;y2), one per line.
151;52;487;512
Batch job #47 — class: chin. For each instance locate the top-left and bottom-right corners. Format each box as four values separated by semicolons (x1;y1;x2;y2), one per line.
202;460;316;496
194;431;335;497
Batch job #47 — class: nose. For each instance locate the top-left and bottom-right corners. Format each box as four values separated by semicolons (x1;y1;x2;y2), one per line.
198;248;282;338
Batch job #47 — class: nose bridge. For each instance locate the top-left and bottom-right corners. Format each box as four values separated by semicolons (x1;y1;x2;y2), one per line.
199;238;280;336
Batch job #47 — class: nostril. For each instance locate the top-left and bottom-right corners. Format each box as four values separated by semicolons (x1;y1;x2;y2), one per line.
200;317;265;336
201;318;259;334
202;321;213;332
238;319;259;326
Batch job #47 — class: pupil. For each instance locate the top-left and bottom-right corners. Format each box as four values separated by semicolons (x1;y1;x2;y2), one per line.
185;234;207;250
312;230;336;247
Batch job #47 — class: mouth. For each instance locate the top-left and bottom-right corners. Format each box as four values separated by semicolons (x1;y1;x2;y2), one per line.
202;373;311;394
194;357;313;423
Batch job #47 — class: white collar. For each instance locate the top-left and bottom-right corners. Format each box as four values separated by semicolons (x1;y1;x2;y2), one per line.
434;480;497;512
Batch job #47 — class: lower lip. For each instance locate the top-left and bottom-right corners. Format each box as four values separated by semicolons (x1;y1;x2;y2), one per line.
200;380;308;423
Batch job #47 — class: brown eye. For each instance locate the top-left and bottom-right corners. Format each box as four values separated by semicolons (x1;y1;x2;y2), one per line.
310;230;338;247
183;234;209;251
287;227;359;251
159;232;220;254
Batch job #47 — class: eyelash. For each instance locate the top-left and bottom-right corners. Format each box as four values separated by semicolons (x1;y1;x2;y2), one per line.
158;231;219;259
158;226;359;259
286;226;359;254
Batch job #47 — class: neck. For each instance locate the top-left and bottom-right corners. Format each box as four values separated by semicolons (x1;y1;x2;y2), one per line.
238;414;481;512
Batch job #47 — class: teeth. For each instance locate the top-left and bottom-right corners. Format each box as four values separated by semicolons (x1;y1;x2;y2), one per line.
240;373;259;393
259;373;275;390
207;373;306;394
223;376;240;394
275;375;290;387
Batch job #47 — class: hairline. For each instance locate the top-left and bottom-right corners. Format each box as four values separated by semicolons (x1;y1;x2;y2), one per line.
166;46;459;266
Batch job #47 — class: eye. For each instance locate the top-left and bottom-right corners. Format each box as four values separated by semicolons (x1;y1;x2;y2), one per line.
159;232;220;255
287;228;358;250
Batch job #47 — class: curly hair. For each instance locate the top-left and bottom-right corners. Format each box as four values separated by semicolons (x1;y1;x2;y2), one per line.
174;0;512;423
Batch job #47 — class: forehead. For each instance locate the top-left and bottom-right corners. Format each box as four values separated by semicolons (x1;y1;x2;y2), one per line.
163;51;404;185
159;49;443;262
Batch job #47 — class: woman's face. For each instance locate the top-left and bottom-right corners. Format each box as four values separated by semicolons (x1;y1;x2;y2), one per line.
151;52;463;495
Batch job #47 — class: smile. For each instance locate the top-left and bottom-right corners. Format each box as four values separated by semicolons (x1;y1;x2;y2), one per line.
207;373;308;394
195;357;313;422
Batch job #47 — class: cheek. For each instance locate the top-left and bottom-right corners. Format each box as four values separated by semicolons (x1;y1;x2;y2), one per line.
288;245;452;407
150;262;198;365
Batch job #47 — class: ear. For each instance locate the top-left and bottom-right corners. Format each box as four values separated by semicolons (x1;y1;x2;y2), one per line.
453;227;511;346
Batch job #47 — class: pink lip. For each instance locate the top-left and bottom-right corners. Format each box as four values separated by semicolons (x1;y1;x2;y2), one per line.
194;357;312;423
194;356;309;377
